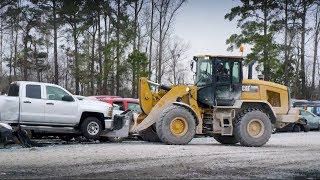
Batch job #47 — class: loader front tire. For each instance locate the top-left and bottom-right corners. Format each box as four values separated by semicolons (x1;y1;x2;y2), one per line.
234;109;271;147
156;105;196;145
213;134;238;145
139;124;161;142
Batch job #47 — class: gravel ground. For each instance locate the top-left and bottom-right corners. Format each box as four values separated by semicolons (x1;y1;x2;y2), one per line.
1;132;320;179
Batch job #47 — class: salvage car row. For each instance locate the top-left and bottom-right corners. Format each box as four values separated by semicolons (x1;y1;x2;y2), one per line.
1;81;320;146
0;81;139;143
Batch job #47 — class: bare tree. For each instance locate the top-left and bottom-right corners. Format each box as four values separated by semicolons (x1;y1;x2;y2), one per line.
154;0;186;84
166;37;189;85
312;3;320;91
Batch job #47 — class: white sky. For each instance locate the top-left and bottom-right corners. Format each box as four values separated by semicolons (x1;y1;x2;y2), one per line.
174;0;244;58
173;0;255;81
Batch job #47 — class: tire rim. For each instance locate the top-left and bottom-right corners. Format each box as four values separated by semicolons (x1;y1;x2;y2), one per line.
247;119;265;138
87;122;99;135
170;117;188;137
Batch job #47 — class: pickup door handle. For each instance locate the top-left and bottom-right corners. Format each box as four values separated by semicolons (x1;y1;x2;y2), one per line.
23;101;31;104
46;103;54;105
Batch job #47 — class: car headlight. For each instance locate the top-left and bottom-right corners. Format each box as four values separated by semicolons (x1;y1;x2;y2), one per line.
107;106;113;118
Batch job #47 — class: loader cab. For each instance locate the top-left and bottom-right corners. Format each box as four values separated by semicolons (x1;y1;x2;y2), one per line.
193;55;243;107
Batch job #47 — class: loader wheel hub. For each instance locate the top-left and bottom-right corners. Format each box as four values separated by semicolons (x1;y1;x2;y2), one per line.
170;117;188;137
247;119;265;138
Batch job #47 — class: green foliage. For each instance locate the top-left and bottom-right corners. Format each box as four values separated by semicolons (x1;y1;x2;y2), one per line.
225;0;281;81
127;50;149;77
127;50;149;97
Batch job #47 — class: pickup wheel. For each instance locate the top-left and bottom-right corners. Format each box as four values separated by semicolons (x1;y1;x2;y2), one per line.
81;117;102;139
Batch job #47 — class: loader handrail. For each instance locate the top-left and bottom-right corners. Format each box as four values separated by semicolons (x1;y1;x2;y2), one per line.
147;80;160;87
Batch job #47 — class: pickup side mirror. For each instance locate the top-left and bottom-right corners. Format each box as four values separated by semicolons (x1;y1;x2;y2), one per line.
62;95;74;102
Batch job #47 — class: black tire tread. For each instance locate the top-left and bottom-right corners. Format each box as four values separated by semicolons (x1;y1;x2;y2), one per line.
213;134;239;145
156;105;196;145
234;108;271;147
80;117;102;140
139;125;161;142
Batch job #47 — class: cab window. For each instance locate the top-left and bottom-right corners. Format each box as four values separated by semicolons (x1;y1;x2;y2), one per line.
46;86;70;101
26;85;41;99
300;110;314;117
232;61;240;83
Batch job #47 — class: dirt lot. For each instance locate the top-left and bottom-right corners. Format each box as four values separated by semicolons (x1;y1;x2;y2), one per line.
0;132;320;179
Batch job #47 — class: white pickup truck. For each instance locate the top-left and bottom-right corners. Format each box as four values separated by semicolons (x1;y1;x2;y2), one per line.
0;81;129;140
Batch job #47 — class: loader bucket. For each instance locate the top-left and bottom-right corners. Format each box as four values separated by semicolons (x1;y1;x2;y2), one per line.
0;123;42;148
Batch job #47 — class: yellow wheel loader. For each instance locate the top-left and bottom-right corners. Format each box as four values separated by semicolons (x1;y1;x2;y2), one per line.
122;55;299;147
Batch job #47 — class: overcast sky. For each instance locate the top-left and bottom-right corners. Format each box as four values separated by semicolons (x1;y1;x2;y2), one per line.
174;0;244;59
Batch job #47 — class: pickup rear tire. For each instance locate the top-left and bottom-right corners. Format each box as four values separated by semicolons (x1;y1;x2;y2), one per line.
81;117;102;139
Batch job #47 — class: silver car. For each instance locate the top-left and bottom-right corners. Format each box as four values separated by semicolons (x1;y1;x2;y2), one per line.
300;109;320;130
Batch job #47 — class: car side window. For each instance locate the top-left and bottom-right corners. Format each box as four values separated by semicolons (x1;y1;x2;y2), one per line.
46;86;69;101
113;104;121;110
128;102;141;112
26;85;41;99
316;107;320;116
301;110;313;117
113;101;125;111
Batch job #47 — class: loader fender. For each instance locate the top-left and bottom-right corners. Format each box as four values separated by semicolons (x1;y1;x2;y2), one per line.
239;100;277;124
172;102;199;126
131;85;193;132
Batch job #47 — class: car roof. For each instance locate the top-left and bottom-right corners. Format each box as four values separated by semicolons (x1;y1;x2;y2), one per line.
294;101;320;106
100;97;139;102
89;95;121;98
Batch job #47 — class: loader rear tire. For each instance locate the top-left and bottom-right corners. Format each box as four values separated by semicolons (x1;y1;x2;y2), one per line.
213;134;238;145
156;105;196;145
234;109;271;147
139;124;161;142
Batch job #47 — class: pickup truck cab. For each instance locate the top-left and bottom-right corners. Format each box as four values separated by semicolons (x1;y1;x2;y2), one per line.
0;81;124;140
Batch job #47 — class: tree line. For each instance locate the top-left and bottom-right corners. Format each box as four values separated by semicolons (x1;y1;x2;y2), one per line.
225;0;320;100
1;0;319;100
0;0;189;97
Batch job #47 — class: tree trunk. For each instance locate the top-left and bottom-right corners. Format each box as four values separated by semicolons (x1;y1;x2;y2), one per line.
263;1;270;81
116;0;121;95
300;0;307;98
283;0;289;86
0;18;3;78
157;1;163;84
103;14;109;94
312;6;320;91
90;23;97;95
73;21;80;95
53;0;59;85
148;0;154;79
9;26;14;83
13;26;18;80
98;9;102;95
23;33;29;81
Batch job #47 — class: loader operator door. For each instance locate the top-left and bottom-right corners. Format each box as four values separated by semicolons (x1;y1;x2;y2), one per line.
194;56;243;107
